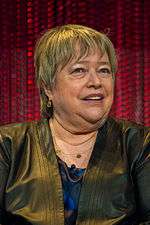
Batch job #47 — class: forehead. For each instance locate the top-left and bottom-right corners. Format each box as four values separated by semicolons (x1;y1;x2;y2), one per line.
70;50;110;65
72;41;108;59
57;43;110;72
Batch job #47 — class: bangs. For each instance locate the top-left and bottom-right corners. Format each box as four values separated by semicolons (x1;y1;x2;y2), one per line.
51;31;107;74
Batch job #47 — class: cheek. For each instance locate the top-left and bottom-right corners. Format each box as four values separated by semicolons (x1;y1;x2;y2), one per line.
105;80;114;95
63;83;82;99
53;85;78;107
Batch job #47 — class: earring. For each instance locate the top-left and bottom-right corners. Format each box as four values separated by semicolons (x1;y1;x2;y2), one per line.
47;100;52;108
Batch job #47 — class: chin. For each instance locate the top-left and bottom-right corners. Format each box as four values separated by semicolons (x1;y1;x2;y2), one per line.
83;111;109;124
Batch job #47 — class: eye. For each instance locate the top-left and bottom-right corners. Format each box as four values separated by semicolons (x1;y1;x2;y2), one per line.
97;67;111;76
71;67;87;74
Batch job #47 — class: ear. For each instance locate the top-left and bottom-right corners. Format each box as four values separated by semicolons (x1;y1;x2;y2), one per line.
44;88;53;100
41;82;53;100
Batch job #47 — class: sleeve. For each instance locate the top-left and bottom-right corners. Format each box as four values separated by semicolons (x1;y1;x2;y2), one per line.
134;129;150;223
0;132;11;223
0;131;33;225
0;132;11;204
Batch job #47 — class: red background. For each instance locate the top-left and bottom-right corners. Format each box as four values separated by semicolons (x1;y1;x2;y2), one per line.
0;0;150;126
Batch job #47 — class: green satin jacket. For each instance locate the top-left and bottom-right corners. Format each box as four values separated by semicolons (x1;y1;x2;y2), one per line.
0;117;150;225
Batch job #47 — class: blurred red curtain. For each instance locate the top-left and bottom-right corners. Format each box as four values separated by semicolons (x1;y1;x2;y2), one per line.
0;0;150;126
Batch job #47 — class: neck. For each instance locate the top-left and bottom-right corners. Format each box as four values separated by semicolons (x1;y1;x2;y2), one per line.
49;116;98;146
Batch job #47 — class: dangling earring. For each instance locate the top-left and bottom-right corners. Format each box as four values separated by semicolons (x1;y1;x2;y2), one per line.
47;100;52;108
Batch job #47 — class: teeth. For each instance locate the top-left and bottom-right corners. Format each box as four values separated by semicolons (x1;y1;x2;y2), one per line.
86;96;102;100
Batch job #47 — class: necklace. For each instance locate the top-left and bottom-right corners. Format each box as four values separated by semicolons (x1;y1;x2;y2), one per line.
54;140;93;168
50;119;97;168
50;119;97;156
58;157;85;182
49;118;97;146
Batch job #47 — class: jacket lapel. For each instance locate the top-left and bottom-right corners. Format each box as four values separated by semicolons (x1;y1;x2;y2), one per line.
76;118;120;224
37;118;64;225
38;118;121;225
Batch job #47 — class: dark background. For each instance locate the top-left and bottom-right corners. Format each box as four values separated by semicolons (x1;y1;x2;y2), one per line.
0;0;150;126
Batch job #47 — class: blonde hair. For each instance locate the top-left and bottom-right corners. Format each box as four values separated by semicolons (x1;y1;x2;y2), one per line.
34;24;117;117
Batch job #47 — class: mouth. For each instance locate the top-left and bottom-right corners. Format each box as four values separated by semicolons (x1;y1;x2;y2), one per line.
82;94;104;101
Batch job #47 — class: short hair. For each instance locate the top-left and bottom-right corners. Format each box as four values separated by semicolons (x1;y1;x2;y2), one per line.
34;24;117;117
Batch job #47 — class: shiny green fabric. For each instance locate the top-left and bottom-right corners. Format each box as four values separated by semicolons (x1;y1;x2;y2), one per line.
0;117;150;225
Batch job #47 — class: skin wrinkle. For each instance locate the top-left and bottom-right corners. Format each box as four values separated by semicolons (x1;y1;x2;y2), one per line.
45;50;114;136
43;48;114;168
34;25;117;118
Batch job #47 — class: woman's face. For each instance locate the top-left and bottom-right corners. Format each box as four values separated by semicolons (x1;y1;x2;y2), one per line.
46;49;114;133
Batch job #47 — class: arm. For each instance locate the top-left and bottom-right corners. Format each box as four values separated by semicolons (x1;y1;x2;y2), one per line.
0;132;11;223
0;134;10;224
134;130;150;223
0;131;33;225
0;132;11;205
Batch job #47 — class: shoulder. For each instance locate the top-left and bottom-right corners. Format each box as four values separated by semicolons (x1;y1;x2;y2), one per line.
107;117;150;169
0;120;34;134
0;120;36;145
0;118;48;156
107;117;150;139
0;118;48;137
107;117;150;151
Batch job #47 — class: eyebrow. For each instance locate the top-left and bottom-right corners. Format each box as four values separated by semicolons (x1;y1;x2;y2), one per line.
73;60;111;65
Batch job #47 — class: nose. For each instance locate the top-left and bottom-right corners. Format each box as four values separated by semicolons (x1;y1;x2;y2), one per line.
87;70;102;89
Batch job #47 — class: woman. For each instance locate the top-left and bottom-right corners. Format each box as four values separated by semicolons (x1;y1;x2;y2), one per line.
0;24;150;225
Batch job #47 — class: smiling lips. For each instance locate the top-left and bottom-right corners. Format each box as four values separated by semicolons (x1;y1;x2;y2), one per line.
83;93;104;101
